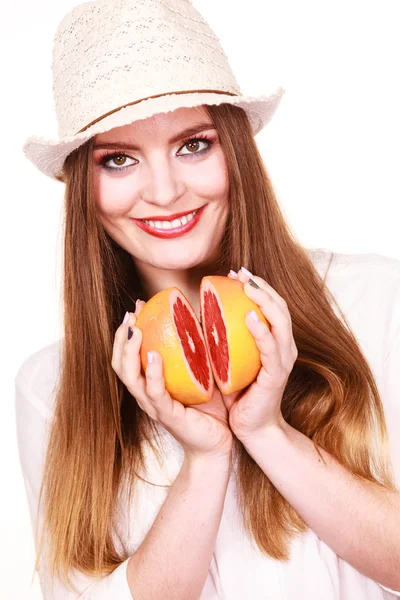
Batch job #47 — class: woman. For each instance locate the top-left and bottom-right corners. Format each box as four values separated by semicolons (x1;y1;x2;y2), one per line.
16;0;400;598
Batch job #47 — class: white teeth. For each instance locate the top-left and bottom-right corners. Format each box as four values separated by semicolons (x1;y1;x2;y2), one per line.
142;209;198;230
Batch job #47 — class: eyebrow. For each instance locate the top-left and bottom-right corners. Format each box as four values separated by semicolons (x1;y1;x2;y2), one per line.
93;122;216;151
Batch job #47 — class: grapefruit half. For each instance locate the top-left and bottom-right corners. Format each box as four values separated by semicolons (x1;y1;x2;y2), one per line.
200;276;270;395
135;287;214;405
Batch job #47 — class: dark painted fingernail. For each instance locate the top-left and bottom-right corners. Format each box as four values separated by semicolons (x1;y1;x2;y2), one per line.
127;327;133;340
248;279;260;289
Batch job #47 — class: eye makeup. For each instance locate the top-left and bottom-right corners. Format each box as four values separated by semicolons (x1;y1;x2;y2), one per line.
94;133;216;172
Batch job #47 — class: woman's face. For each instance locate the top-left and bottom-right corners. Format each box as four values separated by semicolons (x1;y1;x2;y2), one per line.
92;106;230;271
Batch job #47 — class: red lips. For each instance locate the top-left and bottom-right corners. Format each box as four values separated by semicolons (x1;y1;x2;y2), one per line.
136;207;201;222
131;205;206;239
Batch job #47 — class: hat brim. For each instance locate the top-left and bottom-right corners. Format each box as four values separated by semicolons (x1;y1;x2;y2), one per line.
23;87;285;180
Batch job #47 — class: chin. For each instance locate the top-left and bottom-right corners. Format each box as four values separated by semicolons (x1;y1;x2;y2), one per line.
147;250;212;271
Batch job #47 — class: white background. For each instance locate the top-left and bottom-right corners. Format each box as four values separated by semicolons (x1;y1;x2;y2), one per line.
1;0;399;598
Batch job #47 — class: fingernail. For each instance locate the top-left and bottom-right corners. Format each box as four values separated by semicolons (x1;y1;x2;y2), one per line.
127;327;133;340
123;311;129;324
241;267;252;278
248;279;260;289
250;310;259;322
147;351;154;364
229;269;239;278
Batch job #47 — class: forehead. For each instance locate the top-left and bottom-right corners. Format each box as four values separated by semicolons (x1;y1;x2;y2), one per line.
94;105;212;144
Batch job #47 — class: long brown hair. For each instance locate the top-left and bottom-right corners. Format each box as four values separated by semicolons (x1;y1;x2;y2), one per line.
34;103;397;591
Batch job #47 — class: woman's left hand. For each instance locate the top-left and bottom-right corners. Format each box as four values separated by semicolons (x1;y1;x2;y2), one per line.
222;268;298;443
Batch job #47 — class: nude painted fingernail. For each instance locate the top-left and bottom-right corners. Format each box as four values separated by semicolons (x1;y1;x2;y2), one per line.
147;351;154;364
123;311;129;324
250;310;259;321
229;269;239;278
241;267;252;278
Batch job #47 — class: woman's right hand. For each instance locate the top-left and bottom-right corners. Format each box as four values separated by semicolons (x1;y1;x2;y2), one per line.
111;303;233;462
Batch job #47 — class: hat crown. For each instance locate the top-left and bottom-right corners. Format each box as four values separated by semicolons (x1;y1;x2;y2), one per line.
52;0;242;138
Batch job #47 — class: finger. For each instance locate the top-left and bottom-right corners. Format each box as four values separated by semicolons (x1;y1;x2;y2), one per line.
238;267;288;310
145;351;184;423
243;283;295;355
135;299;146;317
111;312;137;375
245;310;283;382
227;269;239;280
121;325;145;385
111;317;149;412
120;326;159;419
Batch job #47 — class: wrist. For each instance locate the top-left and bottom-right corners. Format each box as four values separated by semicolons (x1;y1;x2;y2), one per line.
184;450;233;473
235;417;290;450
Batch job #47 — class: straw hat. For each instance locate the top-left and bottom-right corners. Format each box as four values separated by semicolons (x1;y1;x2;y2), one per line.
23;0;285;181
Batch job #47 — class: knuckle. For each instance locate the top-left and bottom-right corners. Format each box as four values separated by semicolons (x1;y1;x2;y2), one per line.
114;322;126;339
260;327;274;344
123;375;136;391
284;315;292;328
122;340;135;359
146;383;164;401
121;346;130;361
145;380;168;406
145;369;159;382
273;371;287;388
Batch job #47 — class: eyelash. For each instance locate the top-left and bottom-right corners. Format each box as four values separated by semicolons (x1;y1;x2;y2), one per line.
95;134;215;172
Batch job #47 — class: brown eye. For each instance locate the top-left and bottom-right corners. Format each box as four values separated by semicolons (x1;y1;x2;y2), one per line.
178;138;212;157
112;155;127;166
186;140;201;153
98;153;135;171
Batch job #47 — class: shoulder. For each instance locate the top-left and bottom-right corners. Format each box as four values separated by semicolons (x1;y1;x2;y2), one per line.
323;250;400;324
15;340;62;419
307;246;400;283
307;247;400;364
328;249;400;281
307;247;400;303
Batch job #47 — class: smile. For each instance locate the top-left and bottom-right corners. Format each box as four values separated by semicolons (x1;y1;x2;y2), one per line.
131;205;206;239
141;208;198;230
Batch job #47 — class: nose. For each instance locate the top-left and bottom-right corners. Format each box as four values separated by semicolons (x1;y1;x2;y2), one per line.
139;153;185;207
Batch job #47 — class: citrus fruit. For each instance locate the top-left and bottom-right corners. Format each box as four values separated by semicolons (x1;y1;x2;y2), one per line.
135;287;214;405
200;276;270;395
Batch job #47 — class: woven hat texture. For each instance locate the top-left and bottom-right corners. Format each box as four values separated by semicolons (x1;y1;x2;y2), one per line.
23;0;285;180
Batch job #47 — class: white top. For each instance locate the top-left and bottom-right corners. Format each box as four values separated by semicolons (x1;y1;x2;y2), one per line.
15;248;400;599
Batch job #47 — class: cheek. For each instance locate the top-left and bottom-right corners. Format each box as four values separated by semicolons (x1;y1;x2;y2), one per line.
94;171;136;217
192;153;229;199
